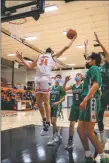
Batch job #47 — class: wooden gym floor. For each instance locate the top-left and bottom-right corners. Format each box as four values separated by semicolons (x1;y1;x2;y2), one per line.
1;109;109;163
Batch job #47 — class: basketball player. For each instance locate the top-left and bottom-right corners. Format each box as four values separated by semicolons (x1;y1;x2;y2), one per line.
47;74;66;145
16;36;77;136
55;74;64;121
77;52;106;163
62;73;83;150
94;32;109;148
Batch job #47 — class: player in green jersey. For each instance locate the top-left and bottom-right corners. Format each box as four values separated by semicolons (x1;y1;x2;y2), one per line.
77;52;106;163
47;74;66;145
62;73;83;150
94;32;109;148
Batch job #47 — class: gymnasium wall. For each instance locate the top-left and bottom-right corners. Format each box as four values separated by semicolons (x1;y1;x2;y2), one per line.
27;68;86;86
1;66;85;88
1;66;27;87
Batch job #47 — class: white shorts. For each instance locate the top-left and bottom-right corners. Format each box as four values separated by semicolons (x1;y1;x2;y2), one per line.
35;76;52;94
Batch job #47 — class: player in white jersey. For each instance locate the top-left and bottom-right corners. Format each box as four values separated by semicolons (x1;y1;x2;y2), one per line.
16;36;77;136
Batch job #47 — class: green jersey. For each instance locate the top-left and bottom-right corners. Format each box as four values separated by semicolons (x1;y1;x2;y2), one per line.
99;61;109;87
50;86;66;104
82;66;101;98
71;83;83;105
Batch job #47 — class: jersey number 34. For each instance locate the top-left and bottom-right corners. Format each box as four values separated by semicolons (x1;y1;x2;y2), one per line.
40;59;48;66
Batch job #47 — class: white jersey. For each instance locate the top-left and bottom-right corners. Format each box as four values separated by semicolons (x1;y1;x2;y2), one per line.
36;53;56;77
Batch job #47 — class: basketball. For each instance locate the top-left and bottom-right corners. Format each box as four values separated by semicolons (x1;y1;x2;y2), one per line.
67;29;77;39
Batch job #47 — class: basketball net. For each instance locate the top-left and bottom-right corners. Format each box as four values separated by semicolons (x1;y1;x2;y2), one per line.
8;18;27;41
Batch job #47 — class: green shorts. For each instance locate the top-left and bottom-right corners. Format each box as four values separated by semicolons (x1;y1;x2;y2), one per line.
69;104;80;122
101;89;109;110
79;97;101;122
51;104;61;118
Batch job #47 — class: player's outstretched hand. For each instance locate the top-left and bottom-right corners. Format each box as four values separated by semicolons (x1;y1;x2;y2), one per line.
94;32;100;44
65;76;71;83
16;51;23;60
84;40;88;47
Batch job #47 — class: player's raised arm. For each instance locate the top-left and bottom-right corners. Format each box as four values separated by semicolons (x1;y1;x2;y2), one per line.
62;76;72;91
16;51;37;69
94;32;109;62
53;30;77;58
83;40;88;60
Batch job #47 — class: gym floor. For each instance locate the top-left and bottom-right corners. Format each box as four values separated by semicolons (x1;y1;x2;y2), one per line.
1;109;109;163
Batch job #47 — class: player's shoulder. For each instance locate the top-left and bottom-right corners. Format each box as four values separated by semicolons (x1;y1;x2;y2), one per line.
90;66;100;72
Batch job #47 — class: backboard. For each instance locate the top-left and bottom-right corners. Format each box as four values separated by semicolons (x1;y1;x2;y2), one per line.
1;0;45;23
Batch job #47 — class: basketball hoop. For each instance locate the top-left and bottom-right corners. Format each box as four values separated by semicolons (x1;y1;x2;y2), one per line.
8;18;27;40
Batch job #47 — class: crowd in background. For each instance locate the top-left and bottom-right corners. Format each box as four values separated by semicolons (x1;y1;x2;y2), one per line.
1;87;36;110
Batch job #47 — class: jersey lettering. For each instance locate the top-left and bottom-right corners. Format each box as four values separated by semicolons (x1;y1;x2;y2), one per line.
75;94;79;100
39;59;48;66
51;94;56;101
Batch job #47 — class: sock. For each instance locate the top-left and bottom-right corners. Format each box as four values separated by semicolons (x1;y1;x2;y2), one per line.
46;122;50;127
85;151;92;158
69;136;73;142
100;152;105;159
100;132;105;141
43;122;50;132
43;118;46;127
43;118;46;121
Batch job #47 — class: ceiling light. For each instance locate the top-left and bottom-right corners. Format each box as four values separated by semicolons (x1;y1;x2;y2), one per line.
24;60;32;63
45;5;58;12
58;57;66;60
24;36;37;41
63;31;67;35
66;63;76;66
76;45;85;48
7;53;16;56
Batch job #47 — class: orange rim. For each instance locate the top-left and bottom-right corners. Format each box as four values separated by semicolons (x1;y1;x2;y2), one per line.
8;18;27;25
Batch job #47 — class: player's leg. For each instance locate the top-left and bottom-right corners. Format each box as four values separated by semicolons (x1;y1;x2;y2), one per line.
47;116;57;146
98;93;108;148
60;110;64;120
35;77;46;125
83;98;105;162
84;122;108;163
38;76;51;135
35;93;46;126
65;105;79;150
47;107;61;145
65;121;75;150
85;122;103;153
43;93;51;126
77;120;90;152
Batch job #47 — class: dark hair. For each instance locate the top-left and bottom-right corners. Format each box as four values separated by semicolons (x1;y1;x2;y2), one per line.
45;47;54;54
56;74;62;78
87;52;101;66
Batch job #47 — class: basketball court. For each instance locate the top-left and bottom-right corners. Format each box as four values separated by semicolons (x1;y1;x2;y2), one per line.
1;1;109;163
